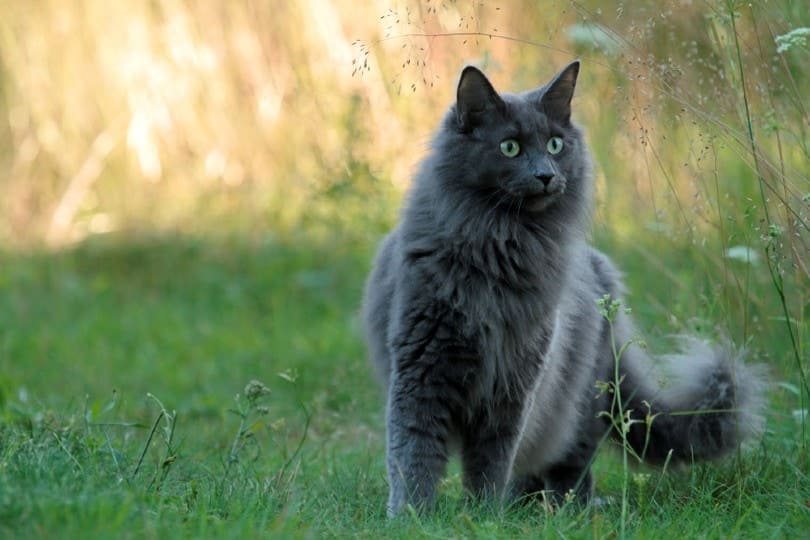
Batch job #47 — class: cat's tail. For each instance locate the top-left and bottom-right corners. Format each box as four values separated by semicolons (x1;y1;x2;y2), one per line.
609;328;767;466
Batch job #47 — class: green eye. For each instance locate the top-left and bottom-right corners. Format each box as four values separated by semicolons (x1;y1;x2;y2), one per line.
547;136;564;155
500;139;520;158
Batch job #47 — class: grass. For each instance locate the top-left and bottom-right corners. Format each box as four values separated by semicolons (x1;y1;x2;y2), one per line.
0;234;807;538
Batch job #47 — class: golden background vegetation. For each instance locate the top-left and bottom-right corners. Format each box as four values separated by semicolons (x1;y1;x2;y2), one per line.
0;0;806;280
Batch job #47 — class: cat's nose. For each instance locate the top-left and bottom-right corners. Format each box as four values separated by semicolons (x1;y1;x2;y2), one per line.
533;157;556;187
535;173;554;187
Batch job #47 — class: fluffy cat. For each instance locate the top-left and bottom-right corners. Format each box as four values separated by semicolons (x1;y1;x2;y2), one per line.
361;61;766;516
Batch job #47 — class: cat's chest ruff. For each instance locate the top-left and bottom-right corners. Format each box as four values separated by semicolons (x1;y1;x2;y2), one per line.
429;240;548;320
437;260;552;372
441;235;546;288
404;235;563;400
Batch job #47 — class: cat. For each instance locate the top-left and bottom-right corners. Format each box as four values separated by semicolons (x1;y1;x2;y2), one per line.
361;60;766;517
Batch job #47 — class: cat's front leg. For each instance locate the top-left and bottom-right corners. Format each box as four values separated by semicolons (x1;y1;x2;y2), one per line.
460;400;522;503
385;372;452;516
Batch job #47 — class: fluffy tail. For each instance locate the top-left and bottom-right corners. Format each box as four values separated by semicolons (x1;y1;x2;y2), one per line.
613;335;767;465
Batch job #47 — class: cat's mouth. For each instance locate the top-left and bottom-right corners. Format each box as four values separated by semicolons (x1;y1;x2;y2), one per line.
522;188;563;212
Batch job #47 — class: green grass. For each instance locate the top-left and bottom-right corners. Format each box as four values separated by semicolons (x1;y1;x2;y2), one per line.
0;234;807;538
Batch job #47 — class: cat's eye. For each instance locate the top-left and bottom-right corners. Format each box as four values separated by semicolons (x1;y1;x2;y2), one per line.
547;136;564;155
500;139;520;158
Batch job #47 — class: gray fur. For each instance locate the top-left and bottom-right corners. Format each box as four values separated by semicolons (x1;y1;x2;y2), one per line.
361;61;766;516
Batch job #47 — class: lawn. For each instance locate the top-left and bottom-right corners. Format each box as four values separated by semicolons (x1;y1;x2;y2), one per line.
0;233;807;538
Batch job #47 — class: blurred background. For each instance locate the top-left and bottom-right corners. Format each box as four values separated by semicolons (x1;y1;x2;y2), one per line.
0;0;806;374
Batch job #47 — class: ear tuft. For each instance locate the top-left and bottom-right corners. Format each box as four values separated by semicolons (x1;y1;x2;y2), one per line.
456;66;504;131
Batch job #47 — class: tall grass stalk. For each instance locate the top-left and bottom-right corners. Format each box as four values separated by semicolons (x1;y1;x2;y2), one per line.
130;393;177;490
726;0;808;448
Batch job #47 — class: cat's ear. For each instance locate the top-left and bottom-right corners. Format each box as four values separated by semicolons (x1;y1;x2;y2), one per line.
535;61;580;125
456;66;505;131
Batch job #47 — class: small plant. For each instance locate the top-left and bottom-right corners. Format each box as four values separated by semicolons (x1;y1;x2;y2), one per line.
595;294;658;538
227;379;272;466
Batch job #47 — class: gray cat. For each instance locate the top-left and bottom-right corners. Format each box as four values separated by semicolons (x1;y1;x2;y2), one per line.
361;61;766;517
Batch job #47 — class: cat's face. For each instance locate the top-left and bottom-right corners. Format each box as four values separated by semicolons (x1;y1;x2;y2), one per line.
436;62;586;215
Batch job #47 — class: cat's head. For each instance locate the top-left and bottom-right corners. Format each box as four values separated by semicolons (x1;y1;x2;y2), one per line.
430;61;590;219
